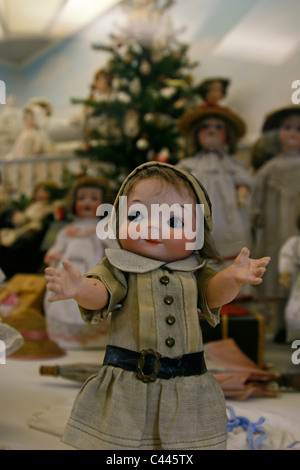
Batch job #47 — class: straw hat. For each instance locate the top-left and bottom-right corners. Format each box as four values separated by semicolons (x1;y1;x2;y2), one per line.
178;103;246;139
1;307;65;359
178;103;246;154
262;105;300;132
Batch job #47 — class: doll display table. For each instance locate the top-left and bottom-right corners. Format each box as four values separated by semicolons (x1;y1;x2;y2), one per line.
1;346;300;450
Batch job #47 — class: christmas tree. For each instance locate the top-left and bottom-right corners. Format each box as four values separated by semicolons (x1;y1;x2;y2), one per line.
72;0;199;187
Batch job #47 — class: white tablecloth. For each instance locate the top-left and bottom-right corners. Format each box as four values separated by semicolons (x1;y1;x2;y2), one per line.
1;348;300;450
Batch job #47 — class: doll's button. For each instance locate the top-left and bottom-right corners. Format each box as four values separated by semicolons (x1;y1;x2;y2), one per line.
166;315;176;325
164;295;174;305
165;337;175;348
160;276;170;285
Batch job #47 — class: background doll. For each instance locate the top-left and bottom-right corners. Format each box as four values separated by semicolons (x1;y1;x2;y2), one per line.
45;161;269;450
195;77;230;105
0;179;60;279
5;98;53;160
44;176;112;350
278;211;300;342
177;103;252;267
251;105;300;342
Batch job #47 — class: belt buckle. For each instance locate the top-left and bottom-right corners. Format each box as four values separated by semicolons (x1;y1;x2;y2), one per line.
136;349;161;383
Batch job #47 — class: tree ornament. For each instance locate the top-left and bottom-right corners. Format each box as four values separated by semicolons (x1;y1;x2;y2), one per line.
123;110;140;138
136;137;149;150
140;59;151;75
156;147;170;162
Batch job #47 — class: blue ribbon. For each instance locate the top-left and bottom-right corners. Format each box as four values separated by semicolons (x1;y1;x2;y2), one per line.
226;406;267;450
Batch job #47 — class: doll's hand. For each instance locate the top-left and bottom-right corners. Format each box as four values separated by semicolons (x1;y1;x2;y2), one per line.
279;270;292;289
44;251;62;266
45;260;82;302
206;248;271;309
231;247;270;286
65;226;95;237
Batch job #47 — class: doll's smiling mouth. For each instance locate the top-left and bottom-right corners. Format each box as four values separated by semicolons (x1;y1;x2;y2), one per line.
145;239;162;245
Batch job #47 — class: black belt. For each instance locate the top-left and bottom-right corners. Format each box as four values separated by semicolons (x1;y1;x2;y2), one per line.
103;345;207;383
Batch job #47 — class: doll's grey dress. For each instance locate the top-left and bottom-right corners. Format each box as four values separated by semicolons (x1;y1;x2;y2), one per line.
62;248;228;450
251;154;300;300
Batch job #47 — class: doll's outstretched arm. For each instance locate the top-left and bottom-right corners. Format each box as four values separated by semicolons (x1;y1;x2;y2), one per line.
206;247;270;309
45;260;109;310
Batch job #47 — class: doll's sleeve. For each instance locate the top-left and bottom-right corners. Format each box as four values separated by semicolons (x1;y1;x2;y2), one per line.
231;156;253;189
78;257;127;324
196;266;221;327
46;225;69;255
279;236;300;277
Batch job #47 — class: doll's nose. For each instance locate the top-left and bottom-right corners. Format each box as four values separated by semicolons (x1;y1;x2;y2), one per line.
147;217;161;239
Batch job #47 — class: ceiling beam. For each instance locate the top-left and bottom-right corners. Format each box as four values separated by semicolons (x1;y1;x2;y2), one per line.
44;0;69;33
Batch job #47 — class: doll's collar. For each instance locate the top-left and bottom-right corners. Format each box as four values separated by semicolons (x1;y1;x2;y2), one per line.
105;248;205;273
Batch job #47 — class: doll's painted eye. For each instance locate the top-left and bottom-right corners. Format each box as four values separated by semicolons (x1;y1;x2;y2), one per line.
168;216;184;228
128;210;142;222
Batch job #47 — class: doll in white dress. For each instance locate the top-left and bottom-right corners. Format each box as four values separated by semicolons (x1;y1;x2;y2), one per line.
279;212;300;342
44;176;111;349
5;98;53;159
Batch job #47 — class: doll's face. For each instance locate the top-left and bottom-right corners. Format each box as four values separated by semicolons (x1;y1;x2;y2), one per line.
75;187;103;218
279;114;300;153
93;74;110;93
205;80;224;103
34;186;50;202
119;178;197;262
197;118;227;151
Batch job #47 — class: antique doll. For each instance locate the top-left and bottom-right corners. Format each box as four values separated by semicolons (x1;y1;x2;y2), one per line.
44;176;111;350
279;211;300;342
251;105;300;342
5;99;53;159
88;68;114;103
45;161;270;450
177;104;252;264
196;77;230;105
0;179;59;245
0;179;60;279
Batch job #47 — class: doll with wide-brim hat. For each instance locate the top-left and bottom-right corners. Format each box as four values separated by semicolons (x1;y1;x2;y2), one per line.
178;102;246;155
177;103;252;268
250;104;300;342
